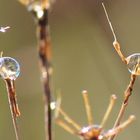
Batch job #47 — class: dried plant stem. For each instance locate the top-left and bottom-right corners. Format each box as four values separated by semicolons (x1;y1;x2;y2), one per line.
101;94;117;127
59;108;81;130
108;74;136;140
56;119;76;135
113;115;135;134
102;3;127;64
82;90;93;125
36;10;52;140
5;79;20;140
105;115;135;138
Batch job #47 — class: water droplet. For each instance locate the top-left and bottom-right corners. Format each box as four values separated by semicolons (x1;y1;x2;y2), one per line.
50;101;56;110
0;26;10;33
0;57;20;80
28;2;45;19
126;53;140;75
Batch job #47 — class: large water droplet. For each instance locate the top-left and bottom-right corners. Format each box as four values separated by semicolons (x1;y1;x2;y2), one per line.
126;53;140;75
0;57;20;80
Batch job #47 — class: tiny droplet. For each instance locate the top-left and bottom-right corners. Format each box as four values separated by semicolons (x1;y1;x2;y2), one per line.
50;101;56;110
28;2;45;19
0;57;20;80
126;53;140;75
0;26;10;33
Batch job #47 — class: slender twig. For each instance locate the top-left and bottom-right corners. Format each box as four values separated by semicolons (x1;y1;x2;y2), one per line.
102;3;137;139
55;94;81;134
18;1;53;139
82;90;93;125
102;3;117;42
102;3;127;64
31;3;52;140
5;79;20;140
108;74;136;140
58;108;81;130
112;115;135;135
37;9;52;140
105;115;135;138
56;119;77;135
101;94;117;128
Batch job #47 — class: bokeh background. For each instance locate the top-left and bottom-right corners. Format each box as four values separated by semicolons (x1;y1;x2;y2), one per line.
0;0;140;140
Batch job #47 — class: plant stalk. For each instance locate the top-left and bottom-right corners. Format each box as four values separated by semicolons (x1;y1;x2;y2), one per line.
108;74;136;140
36;9;52;140
5;79;20;140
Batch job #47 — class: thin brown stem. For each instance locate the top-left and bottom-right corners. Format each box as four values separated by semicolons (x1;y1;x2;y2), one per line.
82;90;93;125
112;115;135;135
101;94;117;127
5;79;20;140
37;11;52;140
29;4;53;139
113;41;127;64
55;94;80;134
20;1;53;139
105;115;135;138
108;74;136;140
102;3;117;42
59;108;81;131
102;3;127;64
56;118;77;135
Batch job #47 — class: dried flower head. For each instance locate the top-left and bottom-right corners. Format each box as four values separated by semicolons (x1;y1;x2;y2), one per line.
55;91;135;140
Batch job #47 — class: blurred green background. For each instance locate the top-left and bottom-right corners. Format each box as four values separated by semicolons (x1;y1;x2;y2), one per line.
0;0;140;140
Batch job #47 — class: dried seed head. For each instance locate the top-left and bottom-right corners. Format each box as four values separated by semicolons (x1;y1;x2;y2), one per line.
79;125;103;140
126;53;140;75
56;91;135;140
0;57;20;80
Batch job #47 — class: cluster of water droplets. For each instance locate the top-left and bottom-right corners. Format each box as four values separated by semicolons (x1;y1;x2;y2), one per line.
126;53;140;75
0;57;20;80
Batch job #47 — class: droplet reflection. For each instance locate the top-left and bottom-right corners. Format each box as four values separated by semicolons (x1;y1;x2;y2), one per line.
126;53;140;75
0;57;20;80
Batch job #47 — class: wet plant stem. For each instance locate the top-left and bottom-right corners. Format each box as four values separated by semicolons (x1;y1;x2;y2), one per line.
5;79;20;140
108;74;136;140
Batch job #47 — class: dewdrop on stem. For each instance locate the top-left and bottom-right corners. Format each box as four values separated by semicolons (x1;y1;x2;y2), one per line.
0;55;21;140
102;3;140;76
27;1;49;19
0;57;20;80
126;53;140;75
28;2;44;19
